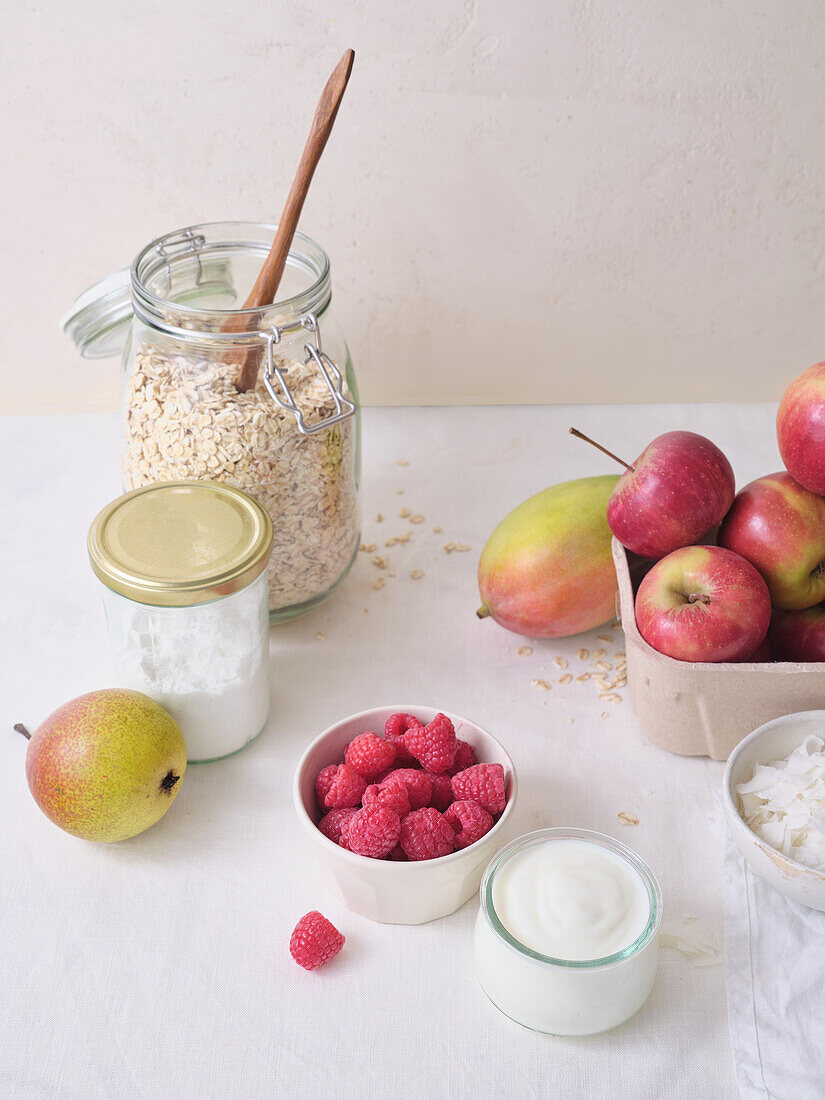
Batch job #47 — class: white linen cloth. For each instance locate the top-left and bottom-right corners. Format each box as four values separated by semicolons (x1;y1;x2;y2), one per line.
721;826;825;1099
1;404;779;1099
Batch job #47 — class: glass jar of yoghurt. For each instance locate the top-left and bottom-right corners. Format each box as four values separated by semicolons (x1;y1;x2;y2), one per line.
473;828;662;1036
63;221;361;623
88;480;273;763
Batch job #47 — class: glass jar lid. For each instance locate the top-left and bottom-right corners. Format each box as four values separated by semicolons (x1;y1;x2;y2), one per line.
88;481;273;607
59;269;134;359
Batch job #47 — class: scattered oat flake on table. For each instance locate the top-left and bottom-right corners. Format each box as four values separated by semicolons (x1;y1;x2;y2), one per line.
432;526;443;533
594;661;612;672
567;717;575;724
577;673;591;682
531;679;551;690
372;578;385;590
399;508;411;518
397;460;409;466
553;656;568;670
410;570;424;580
374;513;383;523
601;712;609;719
618;812;639;826
593;648;606;659
410;515;425;524
372;555;388;569
615;651;626;659
558;674;573;684
600;693;622;703
443;542;471;553
359;543;377;553
598;634;613;643
316;632;326;640
517;646;533;657
577;649;589;661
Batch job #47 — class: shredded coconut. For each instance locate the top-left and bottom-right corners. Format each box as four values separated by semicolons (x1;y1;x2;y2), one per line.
661;917;721;967
735;735;825;870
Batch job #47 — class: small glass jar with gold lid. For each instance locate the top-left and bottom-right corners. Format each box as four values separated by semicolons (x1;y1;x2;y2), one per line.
88;480;273;763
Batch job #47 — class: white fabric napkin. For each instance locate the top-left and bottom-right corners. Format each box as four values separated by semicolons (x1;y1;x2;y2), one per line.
720;823;825;1099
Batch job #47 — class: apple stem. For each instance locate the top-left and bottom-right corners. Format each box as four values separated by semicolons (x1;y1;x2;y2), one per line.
568;427;635;472
13;723;31;741
687;593;712;605
476;606;492;620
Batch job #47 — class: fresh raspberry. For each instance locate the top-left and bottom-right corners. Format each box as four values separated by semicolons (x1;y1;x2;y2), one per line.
315;764;338;811
384;713;421;764
382;768;432;810
389;845;408;861
345;805;401;859
429;772;453;812
450;763;506;814
444;799;494;849
323;763;367;809
317;808;358;846
447;739;477;776
344;732;396;781
289;911;345;971
404;713;457;774
399;807;456;861
362;777;411;818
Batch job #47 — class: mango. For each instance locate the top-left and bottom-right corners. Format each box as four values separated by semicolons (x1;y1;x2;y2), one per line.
477;475;619;638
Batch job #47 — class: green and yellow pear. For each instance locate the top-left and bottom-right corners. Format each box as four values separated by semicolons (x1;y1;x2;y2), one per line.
21;689;187;842
477;475;619;638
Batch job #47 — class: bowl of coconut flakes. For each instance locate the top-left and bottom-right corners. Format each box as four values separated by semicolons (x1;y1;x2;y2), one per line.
724;710;825;911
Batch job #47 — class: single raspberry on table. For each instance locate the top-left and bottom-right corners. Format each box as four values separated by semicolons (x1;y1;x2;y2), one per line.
444;799;494;849
429;772;453;812
362;777;411;818
404;713;457;774
399;807;456;861
323;763;367;809
384;713;421;764
345;805;401;858
290;911;345;971
315;764;338;811
447;739;477;776
317;807;358;846
382;768;433;811
450;763;506;814
344;732;396;781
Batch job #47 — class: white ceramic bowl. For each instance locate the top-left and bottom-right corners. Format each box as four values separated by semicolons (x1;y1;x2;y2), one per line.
723;710;825;912
293;705;518;925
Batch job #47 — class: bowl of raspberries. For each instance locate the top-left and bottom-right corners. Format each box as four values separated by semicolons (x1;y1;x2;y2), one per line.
293;705;517;924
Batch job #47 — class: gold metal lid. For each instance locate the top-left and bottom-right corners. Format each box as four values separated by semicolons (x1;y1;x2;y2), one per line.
88;481;273;607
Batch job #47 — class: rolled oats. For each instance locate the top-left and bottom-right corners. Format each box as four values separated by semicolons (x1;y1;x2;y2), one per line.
123;344;359;613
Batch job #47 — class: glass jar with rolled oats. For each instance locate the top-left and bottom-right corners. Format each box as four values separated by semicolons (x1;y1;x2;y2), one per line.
62;221;361;622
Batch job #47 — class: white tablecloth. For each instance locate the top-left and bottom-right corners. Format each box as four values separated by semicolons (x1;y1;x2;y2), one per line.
3;404;778;1099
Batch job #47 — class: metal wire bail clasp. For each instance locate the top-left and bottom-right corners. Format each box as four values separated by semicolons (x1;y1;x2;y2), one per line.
261;313;356;436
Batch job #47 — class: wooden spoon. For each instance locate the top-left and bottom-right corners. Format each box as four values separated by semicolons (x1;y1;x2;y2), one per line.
229;48;355;392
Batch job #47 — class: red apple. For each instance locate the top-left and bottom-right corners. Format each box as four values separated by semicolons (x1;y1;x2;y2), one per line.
770;605;825;661
717;471;825;610
733;636;773;663
777;361;825;493
605;431;735;559
635;545;770;662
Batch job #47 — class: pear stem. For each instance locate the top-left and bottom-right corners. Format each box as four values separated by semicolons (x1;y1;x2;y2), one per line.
568;427;635;472
13;723;31;741
476;606;492;620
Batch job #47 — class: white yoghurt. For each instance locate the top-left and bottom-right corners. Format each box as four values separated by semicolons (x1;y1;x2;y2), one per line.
473;830;661;1036
492;838;651;961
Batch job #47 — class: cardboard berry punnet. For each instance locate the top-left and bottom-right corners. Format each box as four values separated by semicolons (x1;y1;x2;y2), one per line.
613;538;825;760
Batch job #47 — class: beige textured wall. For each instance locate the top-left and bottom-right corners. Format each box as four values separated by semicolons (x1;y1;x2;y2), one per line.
3;0;825;413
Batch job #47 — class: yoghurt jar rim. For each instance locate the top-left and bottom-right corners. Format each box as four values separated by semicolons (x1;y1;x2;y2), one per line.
479;827;663;970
